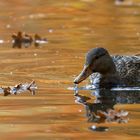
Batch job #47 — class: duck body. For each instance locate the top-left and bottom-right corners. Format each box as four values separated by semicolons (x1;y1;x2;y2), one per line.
74;48;140;88
113;55;139;85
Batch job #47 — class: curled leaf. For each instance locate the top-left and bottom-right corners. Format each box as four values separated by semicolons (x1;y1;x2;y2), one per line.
0;81;37;96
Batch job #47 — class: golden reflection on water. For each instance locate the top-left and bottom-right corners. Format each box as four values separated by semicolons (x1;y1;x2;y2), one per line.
0;0;140;139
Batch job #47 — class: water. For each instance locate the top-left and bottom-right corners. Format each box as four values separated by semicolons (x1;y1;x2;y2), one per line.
69;84;140;91
0;0;140;139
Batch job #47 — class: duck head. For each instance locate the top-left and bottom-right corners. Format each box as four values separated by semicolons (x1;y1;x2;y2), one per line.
74;48;117;84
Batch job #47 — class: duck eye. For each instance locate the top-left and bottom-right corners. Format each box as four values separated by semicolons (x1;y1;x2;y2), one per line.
95;56;99;59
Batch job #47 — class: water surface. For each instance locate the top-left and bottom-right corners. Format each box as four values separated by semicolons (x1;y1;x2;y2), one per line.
0;0;140;139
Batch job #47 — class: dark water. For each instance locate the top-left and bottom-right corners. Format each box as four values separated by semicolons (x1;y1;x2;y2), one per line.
0;0;140;139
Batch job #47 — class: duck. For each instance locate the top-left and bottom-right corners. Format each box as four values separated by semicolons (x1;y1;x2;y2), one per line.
74;47;140;88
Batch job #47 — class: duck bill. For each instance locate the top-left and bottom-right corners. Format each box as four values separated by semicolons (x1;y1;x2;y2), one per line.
74;65;93;84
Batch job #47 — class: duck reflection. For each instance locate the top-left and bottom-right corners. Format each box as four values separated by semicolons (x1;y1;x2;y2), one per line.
75;89;139;123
